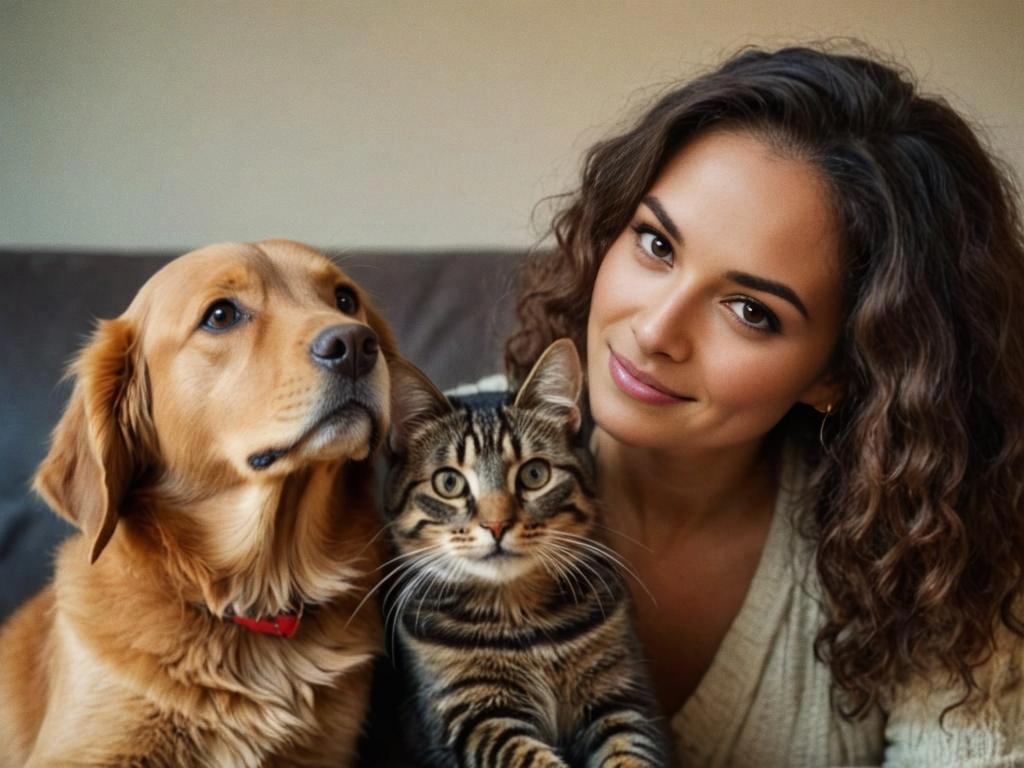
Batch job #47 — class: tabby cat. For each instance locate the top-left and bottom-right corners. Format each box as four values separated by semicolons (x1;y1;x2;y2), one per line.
382;339;668;768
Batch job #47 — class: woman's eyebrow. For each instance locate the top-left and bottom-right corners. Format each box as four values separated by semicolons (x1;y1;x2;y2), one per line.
641;196;683;244
725;271;809;319
641;195;809;319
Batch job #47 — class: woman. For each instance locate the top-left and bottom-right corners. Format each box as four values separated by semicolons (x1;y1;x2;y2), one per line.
505;45;1024;765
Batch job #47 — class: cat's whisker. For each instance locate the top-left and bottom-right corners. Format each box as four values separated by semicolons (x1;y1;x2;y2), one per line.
351;547;443;631
544;543;608;616
589;516;655;554
354;521;397;561
403;572;428;634
407;565;448;638
381;550;443;606
384;557;435;618
388;556;447;651
405;566;443;639
376;543;443;571
547;535;648;597
548;548;592;607
438;562;465;608
376;548;440;618
546;529;644;579
546;530;658;607
535;549;579;604
386;572;421;653
532;549;557;583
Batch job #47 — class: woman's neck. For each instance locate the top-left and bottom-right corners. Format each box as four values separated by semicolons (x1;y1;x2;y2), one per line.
593;427;779;552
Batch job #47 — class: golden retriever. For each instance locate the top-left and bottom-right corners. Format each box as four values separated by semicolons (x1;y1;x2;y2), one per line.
0;240;393;767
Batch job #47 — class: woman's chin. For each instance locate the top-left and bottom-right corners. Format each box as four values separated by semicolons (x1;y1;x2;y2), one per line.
590;383;688;449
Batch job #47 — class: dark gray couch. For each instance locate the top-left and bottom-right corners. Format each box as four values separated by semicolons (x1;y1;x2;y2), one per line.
0;248;523;623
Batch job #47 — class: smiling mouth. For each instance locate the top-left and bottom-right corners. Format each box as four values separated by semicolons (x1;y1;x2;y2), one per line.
608;349;695;405
247;400;379;470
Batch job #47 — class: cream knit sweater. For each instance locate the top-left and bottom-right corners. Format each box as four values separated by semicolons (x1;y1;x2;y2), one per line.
672;451;1024;767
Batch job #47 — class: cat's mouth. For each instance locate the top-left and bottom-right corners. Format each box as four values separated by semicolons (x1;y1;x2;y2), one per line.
461;544;538;583
481;545;521;561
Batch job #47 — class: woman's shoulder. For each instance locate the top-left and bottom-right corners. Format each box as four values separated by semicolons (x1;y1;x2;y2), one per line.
883;618;1024;766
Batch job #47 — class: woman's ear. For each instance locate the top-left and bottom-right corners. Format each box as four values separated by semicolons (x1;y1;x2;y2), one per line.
34;318;151;563
798;371;843;413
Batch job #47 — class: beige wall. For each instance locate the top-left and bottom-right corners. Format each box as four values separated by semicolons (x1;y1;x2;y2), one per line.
1;0;1021;251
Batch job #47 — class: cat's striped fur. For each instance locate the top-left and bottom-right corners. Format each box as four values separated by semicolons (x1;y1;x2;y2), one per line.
383;340;668;768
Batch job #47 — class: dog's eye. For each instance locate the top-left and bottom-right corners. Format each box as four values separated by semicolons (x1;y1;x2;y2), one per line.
432;468;467;499
201;300;242;332
336;286;360;315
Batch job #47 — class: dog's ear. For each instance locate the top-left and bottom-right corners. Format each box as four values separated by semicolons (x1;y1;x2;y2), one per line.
34;318;152;563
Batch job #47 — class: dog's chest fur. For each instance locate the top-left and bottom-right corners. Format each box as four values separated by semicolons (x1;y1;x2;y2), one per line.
12;531;381;768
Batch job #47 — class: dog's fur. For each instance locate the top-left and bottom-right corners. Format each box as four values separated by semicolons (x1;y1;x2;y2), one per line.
0;240;394;767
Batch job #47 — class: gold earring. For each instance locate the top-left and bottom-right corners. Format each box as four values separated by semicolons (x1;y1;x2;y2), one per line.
818;403;833;449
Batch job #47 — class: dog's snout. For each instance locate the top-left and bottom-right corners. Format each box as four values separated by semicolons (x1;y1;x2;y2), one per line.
310;324;379;378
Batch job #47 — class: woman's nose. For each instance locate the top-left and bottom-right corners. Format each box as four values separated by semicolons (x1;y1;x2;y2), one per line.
632;285;694;362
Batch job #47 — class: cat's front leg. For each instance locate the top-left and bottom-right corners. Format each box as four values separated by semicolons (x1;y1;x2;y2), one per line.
577;706;668;768
449;711;569;768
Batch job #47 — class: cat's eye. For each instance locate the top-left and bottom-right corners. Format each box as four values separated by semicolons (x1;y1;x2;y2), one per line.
517;459;551;490
432;468;467;498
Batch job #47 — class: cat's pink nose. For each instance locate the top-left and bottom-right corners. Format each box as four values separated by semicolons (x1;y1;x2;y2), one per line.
480;521;513;541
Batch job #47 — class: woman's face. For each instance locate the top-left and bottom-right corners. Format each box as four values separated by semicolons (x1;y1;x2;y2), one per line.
586;130;843;454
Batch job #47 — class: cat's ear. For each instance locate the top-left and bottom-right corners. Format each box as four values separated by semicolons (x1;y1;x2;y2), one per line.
388;357;453;453
513;338;583;433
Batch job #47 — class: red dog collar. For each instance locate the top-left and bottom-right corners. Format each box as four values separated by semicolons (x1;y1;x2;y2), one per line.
230;612;301;638
220;604;304;638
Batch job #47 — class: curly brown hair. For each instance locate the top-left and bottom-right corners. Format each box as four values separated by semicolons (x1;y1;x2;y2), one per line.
506;44;1024;717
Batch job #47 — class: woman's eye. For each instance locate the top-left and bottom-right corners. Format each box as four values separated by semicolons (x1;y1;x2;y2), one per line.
336;286;360;315
634;226;673;263
725;299;780;333
432;468;467;499
201;300;242;332
517;458;551;490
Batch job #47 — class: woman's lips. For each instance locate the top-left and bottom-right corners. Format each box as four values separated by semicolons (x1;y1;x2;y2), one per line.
608;350;691;405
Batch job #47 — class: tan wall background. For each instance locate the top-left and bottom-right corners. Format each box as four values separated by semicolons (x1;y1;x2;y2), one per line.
2;0;1021;251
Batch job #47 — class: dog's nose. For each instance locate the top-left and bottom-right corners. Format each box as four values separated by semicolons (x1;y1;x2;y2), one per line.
310;324;379;378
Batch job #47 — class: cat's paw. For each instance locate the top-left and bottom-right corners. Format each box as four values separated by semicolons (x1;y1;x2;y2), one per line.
598;757;661;768
588;742;666;768
531;753;571;768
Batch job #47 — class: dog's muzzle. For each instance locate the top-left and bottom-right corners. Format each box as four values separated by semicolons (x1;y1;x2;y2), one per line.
247;324;385;471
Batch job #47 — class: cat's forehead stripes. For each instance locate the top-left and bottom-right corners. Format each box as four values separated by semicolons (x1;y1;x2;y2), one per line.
456;406;482;465
454;406;505;464
509;412;550;457
453;407;515;491
497;407;522;460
